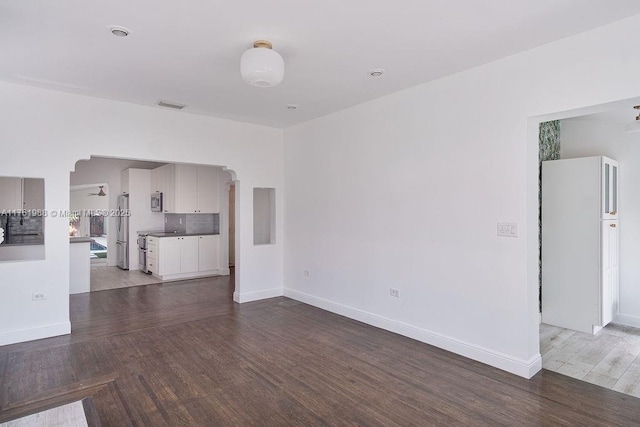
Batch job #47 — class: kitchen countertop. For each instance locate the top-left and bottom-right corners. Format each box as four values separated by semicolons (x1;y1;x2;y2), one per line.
70;237;94;244
147;232;219;238
0;242;44;246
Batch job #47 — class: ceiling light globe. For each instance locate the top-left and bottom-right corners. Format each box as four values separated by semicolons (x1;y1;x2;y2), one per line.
241;45;284;87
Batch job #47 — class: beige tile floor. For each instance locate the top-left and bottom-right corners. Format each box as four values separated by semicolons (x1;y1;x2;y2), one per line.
541;323;640;398
90;265;162;292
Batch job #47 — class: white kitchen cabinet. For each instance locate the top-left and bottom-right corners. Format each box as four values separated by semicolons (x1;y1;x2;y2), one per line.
180;236;199;272
147;243;157;274
22;178;44;211
157;236;198;275
175;164;199;213
121;169;130;194
162;164;176;213
154;164;219;213
151;166;164;194
602;220;619;326
157;237;181;276
602;158;618;220
196;166;219;213
198;235;219;272
542;156;619;334
0;177;23;211
154;234;221;280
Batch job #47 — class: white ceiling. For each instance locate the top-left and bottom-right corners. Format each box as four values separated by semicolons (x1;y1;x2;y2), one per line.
2;1;640;128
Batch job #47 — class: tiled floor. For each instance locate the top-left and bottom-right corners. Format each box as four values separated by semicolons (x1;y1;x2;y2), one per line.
90;265;162;292
541;323;640;398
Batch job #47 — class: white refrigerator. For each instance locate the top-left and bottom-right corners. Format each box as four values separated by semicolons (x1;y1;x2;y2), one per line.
116;194;129;269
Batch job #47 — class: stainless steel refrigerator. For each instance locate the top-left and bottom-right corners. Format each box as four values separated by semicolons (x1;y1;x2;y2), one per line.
116;194;129;269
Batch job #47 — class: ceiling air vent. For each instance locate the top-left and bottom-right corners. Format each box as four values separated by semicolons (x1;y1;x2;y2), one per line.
157;100;186;110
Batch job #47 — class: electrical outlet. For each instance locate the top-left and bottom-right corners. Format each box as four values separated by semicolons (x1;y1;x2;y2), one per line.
390;288;400;298
304;270;311;277
32;292;47;301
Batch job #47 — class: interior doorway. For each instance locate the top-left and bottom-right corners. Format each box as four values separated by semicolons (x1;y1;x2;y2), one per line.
533;98;640;399
69;156;239;296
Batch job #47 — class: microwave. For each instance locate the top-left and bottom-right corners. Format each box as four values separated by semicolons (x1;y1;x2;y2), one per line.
151;192;163;212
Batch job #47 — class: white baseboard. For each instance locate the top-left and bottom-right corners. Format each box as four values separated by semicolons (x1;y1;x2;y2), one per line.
234;287;283;304
0;322;71;346
614;314;640;328
284;288;541;379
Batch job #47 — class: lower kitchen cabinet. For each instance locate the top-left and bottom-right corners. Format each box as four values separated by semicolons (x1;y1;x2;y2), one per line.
154;234;221;281
198;235;219;272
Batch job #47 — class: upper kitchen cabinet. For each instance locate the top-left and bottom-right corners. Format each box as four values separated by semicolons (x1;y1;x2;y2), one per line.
158;164;219;213
196;166;218;213
0;177;44;212
602;158;618;220
175;164;199;212
151;166;164;194
0;177;23;211
22;178;44;210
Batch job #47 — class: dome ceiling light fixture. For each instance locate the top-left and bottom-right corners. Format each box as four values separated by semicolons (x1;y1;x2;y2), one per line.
240;40;284;88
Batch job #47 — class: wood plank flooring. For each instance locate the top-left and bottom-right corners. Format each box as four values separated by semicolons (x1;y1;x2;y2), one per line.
2;276;640;425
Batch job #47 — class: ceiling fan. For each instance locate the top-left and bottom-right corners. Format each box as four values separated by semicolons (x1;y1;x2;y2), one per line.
87;186;106;197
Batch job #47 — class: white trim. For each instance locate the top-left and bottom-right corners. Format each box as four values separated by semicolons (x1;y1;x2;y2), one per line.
0;322;71;346
614;314;640;329
234;287;283;304
284;288;542;379
151;270;222;282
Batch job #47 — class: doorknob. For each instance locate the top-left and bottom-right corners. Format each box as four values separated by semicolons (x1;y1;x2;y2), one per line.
610;224;617;228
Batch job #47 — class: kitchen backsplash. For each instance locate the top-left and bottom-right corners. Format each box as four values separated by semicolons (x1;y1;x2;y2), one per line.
165;213;219;234
0;214;44;245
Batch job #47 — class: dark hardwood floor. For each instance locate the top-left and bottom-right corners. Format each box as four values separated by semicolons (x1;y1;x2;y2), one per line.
1;274;640;425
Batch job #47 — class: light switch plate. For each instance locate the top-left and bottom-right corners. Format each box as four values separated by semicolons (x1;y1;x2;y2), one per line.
497;222;518;237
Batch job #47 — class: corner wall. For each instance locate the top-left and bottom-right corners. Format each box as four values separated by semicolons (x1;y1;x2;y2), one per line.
0;83;284;345
283;14;640;378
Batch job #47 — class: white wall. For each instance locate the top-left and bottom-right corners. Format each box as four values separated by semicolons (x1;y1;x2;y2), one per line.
560;119;640;328
283;15;640;378
0;83;284;346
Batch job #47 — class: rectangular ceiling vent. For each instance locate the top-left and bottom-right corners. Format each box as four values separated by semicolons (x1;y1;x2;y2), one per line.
157;100;186;110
